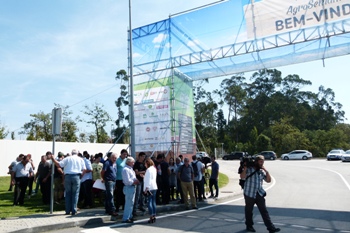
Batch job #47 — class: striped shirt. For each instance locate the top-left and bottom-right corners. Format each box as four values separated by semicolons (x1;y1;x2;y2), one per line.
243;167;267;198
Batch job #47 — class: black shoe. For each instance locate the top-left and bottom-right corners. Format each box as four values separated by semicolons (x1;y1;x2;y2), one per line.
192;206;198;210
269;228;281;233
246;226;256;232
122;219;133;223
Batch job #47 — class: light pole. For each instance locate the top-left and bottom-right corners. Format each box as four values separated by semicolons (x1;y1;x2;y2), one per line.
221;143;224;157
128;0;135;157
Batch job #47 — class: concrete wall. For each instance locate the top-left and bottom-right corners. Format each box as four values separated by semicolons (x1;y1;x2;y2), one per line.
0;140;128;176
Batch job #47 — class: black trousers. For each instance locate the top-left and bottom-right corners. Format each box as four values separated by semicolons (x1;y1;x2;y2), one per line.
209;178;219;197
39;177;51;205
193;180;202;200
115;180;125;210
14;177;29;205
244;193;275;230
81;179;93;207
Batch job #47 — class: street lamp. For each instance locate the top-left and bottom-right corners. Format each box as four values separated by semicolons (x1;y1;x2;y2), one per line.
221;143;224;157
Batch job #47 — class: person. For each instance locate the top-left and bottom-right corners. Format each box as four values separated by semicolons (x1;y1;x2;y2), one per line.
122;156;140;223
11;155;34;206
208;156;219;199
175;157;184;203
116;149;127;212
191;155;205;202
36;155;51;204
53;152;64;205
133;152;146;215
26;154;36;198
92;153;103;204
240;155;280;233
51;149;86;216
178;154;184;165
178;157;198;210
8;154;24;192
143;158;157;224
80;152;93;208
101;152;118;216
168;157;177;201
155;154;170;205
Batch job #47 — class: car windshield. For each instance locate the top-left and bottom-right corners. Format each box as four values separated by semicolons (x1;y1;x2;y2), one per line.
329;150;342;154
346;151;350;154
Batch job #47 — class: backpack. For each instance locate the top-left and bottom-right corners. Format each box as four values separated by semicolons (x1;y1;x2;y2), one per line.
191;161;199;177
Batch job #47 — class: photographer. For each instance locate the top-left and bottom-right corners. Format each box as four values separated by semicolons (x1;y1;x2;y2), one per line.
240;155;280;233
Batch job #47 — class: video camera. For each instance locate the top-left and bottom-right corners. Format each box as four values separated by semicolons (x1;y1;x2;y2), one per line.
238;155;256;174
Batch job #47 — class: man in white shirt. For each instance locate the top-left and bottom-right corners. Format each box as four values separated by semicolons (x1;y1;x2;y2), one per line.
122;157;140;223
52;149;86;216
191;155;205;202
11;155;33;206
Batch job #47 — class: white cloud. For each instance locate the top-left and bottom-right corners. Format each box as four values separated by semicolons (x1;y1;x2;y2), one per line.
152;34;167;44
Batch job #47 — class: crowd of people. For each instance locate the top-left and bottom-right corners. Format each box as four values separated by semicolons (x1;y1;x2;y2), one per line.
7;150;220;224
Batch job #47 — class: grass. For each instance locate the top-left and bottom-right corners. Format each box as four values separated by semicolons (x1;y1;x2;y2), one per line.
0;176;66;218
0;171;229;218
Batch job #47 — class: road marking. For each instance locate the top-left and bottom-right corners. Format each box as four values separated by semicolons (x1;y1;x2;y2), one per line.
303;165;350;192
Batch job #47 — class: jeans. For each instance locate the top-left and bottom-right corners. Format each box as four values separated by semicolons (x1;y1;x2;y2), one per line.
123;185;136;221
209;178;219;197
244;193;275;230
133;181;144;212
147;189;157;216
64;174;81;215
105;180;116;213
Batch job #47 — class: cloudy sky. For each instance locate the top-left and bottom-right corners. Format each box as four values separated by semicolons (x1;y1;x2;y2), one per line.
1;0;349;140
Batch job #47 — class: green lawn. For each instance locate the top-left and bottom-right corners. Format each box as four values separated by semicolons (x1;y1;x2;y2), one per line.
0;171;229;218
0;176;65;218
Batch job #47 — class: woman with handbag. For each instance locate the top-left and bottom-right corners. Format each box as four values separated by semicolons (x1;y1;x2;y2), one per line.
143;158;158;223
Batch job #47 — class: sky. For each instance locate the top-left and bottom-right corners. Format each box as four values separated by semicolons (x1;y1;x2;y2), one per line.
0;0;349;140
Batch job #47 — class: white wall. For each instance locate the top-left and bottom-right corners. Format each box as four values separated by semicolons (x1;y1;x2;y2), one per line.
0;140;129;176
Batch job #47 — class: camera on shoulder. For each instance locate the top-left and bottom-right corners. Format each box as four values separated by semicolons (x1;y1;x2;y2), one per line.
240;155;256;168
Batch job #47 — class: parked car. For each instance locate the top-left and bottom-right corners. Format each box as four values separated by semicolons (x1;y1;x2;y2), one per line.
222;151;247;160
281;150;312;160
341;150;350;162
256;151;277;160
326;149;345;161
196;151;209;159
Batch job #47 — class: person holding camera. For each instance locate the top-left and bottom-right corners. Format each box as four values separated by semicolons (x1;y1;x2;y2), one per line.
240;155;280;233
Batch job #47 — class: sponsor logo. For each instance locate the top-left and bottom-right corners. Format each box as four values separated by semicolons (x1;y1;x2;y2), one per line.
156;105;168;109
152;126;157;131
146;127;151;132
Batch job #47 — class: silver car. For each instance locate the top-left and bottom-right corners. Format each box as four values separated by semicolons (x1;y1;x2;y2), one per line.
342;150;350;162
327;149;345;161
281;150;312;160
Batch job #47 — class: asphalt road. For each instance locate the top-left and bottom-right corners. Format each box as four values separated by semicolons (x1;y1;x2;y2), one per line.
50;159;350;233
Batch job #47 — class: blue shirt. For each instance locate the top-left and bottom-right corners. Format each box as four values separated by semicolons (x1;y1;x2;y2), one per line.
243;167;267;198
116;157;126;180
81;158;92;182
210;161;219;179
102;159;117;182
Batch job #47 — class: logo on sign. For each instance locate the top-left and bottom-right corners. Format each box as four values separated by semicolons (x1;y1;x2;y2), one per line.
146;127;151;132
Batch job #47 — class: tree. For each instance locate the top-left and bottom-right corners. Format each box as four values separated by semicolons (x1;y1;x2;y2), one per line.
20;111;52;141
0;121;9;139
113;69;130;143
82;103;112;143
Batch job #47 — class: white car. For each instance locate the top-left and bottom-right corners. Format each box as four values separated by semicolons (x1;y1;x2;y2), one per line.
196;151;209;159
342;150;350;162
281;150;312;160
327;149;345;161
